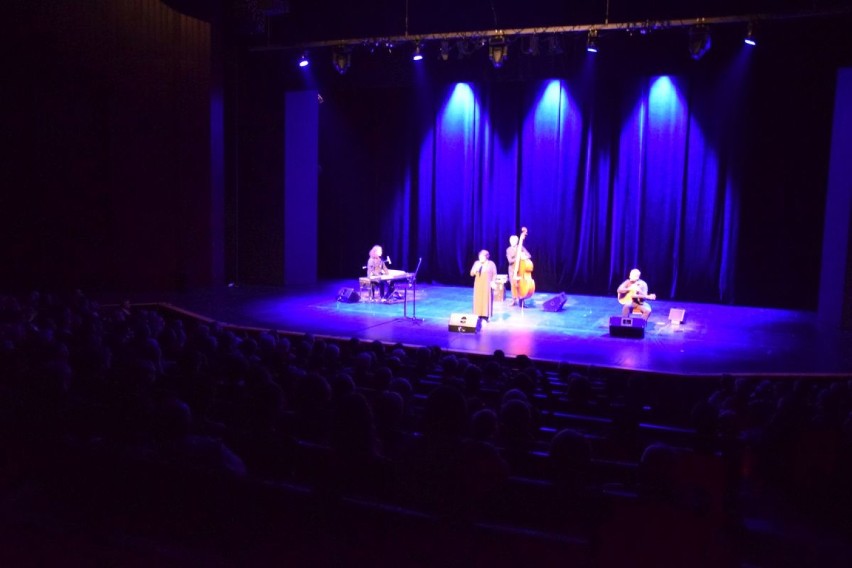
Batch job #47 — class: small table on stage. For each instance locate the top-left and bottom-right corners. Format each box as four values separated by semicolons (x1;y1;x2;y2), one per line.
494;274;508;302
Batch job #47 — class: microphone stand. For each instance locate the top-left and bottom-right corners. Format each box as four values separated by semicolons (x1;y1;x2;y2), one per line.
403;257;423;322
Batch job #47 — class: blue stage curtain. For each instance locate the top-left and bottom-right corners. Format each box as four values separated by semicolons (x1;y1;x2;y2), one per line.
407;76;739;302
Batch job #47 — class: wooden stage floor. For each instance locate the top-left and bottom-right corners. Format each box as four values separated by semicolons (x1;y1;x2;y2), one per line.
136;281;852;376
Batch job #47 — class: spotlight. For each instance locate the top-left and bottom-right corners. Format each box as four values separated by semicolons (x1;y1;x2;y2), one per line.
545;34;563;55
744;22;757;46
688;25;712;60
521;35;539;56
440;40;450;61
332;47;351;75
488;36;507;68
456;39;475;59
586;30;599;53
412;43;423;61
298;52;309;68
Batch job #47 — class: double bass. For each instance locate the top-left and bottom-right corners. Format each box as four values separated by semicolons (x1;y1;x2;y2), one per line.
512;227;535;302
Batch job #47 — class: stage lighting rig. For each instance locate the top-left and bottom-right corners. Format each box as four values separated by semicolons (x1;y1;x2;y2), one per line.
688;25;712;60
586;30;599;53
744;22;757;46
332;47;351;74
521;35;539;56
488;36;508;68
440;40;450;61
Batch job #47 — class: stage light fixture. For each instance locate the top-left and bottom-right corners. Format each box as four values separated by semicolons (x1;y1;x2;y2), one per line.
521;35;539;56
298;52;309;68
545;34;563;55
332;47;351;74
457;39;475;59
744;22;757;46
586;30;599;53
488;37;507;68
440;40;450;61
688;25;712;60
412;43;424;61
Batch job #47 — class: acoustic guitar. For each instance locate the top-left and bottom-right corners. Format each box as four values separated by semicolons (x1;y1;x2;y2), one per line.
617;286;656;305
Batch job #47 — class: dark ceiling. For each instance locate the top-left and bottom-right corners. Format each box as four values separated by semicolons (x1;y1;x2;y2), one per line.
164;0;852;45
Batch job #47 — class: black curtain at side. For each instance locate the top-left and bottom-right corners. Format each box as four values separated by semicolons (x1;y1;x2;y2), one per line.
3;0;214;293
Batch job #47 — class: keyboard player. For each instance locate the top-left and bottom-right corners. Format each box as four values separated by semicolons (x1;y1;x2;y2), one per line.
367;245;395;301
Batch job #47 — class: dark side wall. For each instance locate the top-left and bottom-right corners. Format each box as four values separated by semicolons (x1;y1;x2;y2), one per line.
2;0;217;293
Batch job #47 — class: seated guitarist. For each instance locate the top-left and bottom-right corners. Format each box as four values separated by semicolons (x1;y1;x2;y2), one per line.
617;268;655;320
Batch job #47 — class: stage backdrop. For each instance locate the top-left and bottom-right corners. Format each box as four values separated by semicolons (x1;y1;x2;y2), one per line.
308;41;835;309
407;76;740;304
318;77;775;305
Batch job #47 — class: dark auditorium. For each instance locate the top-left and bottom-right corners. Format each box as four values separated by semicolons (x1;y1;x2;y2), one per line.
4;0;852;566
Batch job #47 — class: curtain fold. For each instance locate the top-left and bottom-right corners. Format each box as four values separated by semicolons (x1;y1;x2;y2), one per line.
332;74;741;303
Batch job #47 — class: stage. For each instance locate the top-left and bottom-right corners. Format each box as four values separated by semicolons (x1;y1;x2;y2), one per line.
129;281;852;377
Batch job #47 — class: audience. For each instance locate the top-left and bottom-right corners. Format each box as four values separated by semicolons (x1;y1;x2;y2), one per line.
1;290;850;566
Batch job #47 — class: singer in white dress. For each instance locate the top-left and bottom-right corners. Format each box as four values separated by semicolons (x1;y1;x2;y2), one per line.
470;250;497;321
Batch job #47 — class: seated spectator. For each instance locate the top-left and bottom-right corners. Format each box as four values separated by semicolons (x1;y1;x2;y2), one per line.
497;398;536;454
597;442;735;567
564;372;593;413
152;397;247;477
373;389;406;459
292;372;332;443
548;429;592;495
470;408;498;444
397;385;508;518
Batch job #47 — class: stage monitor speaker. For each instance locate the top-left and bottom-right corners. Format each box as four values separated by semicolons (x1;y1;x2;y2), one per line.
448;313;480;333
541;292;567;312
337;287;360;303
668;308;686;324
609;316;646;338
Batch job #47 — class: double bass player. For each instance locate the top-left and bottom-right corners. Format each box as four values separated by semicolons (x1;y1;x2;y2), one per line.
506;228;535;308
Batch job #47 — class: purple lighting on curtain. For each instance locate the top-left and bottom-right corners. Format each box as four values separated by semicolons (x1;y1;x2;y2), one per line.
522;80;582;286
417;82;518;283
645;76;688;297
442;83;478;139
613;76;688;292
609;75;736;301
432;83;485;279
396;76;738;301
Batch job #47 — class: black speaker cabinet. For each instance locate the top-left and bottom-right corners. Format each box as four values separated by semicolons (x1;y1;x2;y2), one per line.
609;316;646;338
448;313;480;333
541;292;567;312
337;287;360;303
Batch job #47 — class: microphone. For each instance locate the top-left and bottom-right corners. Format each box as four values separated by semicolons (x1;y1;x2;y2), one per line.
386;256;392;265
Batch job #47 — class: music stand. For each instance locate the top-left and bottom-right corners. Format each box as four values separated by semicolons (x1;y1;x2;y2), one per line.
403;257;423;322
